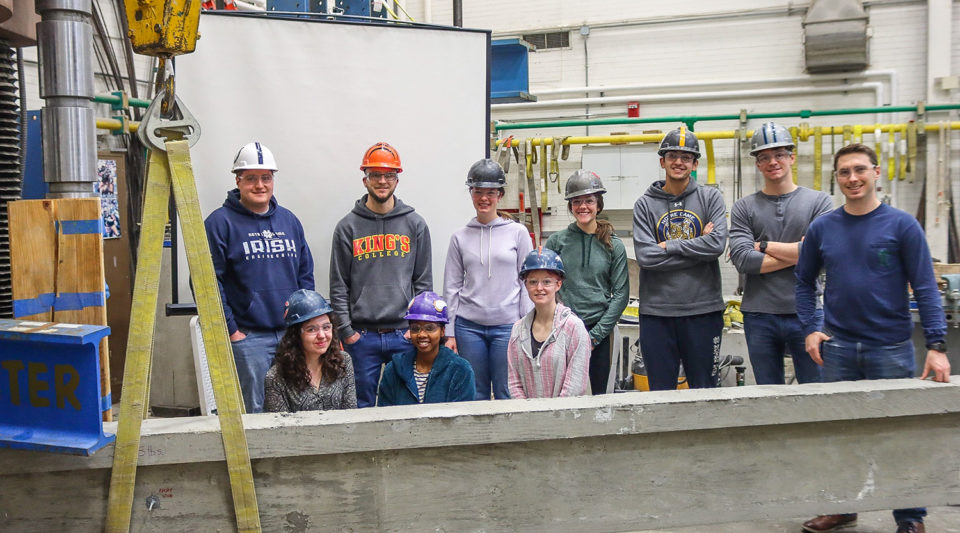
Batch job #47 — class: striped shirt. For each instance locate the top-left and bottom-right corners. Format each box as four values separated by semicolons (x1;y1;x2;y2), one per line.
413;366;429;403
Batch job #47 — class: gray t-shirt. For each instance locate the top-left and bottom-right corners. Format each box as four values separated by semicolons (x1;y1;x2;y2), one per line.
729;187;833;314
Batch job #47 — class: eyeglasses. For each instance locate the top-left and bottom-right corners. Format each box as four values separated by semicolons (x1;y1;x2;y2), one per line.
571;197;598;207
239;174;273;184
756;151;793;164
663;152;696;164
408;323;441;334
471;189;500;199
365;172;398;183
525;278;558;288
834;165;877;179
302;323;333;335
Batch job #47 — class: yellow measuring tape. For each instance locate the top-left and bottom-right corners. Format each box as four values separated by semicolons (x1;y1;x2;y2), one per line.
106;140;260;532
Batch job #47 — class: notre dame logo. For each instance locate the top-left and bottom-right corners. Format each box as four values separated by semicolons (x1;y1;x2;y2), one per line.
656;209;704;242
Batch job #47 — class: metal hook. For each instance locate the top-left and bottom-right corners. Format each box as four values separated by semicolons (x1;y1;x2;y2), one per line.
138;89;202;151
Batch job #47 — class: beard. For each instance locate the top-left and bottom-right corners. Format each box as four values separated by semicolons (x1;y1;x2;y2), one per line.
370;191;394;204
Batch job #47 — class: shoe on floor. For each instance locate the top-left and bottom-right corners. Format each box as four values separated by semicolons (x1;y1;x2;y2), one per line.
802;514;858;532
896;521;925;533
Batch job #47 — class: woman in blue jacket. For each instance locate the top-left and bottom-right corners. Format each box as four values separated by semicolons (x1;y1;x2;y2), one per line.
377;291;476;406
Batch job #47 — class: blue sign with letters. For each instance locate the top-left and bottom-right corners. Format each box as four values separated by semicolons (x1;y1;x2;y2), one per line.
0;319;115;455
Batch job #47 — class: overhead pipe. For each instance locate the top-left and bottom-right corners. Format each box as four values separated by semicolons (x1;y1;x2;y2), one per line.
493;84;882;111
496;104;960;132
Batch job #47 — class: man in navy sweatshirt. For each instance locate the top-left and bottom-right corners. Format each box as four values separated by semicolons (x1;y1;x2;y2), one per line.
204;142;315;413
796;143;949;533
329;142;433;408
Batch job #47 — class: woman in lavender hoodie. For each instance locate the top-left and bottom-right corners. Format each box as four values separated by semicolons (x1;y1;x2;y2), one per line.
443;159;534;400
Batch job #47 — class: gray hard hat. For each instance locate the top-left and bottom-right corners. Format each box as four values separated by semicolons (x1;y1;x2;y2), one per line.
564;170;606;200
658;126;701;158
465;159;507;189
283;289;333;327
750;122;795;156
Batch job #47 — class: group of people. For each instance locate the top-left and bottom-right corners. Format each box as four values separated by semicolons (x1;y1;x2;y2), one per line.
206;124;950;533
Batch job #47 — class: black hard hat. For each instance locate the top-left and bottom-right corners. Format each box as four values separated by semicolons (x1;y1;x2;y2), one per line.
465;159;507;189
658;126;701;158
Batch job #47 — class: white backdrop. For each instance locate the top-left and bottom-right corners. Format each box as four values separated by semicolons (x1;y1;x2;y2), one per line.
174;13;489;300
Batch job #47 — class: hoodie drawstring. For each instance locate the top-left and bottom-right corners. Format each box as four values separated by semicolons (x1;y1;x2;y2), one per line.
478;224;494;278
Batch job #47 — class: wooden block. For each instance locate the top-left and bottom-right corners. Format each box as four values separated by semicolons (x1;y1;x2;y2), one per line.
934;263;960;277
9;199;57;322
8;198;112;421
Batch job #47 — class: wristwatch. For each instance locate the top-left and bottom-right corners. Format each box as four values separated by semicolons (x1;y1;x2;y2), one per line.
759;241;768;253
926;341;947;353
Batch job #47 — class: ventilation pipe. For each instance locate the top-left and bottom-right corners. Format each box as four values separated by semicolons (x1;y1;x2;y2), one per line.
802;0;870;73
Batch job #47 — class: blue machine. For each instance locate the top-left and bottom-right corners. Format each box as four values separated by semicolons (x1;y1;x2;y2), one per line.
0;320;115;455
491;38;536;103
266;0;386;18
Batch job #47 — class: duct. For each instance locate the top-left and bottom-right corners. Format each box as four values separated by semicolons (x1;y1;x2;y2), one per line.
35;0;96;198
802;0;870;73
0;43;21;318
492;84;883;112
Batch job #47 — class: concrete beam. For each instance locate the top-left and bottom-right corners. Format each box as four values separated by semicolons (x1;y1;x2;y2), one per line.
1;379;959;532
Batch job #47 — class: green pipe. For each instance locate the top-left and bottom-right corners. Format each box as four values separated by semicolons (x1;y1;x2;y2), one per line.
93;93;152;109
495;104;960;132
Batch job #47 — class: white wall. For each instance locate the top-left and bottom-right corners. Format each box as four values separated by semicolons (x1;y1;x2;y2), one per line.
403;0;960;298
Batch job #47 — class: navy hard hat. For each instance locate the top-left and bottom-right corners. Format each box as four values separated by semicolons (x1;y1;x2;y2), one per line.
466;158;507;189
283;289;333;327
519;248;565;279
404;291;449;324
658;126;701;158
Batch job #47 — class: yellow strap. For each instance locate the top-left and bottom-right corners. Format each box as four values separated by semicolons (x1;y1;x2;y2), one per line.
789;127;800;181
888;130;896;181
874;126;883;170
703;138;716;185
539;140;548;211
813;127;823;191
166;140;261;532
106;149;171;532
853;124;863;143
842;125;852;146
898;127;907;180
907;122;918;182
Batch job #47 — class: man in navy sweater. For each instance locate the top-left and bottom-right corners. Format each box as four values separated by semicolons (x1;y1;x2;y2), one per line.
795;143;949;533
205;142;315;413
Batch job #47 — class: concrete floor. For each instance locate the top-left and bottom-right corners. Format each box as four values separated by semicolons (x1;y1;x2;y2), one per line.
641;506;960;532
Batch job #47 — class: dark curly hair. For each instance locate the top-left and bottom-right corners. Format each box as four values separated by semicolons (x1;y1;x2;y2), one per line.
274;315;346;392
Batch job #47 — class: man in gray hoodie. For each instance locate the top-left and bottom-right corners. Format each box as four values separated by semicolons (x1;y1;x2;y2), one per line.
329;142;433;408
632;126;728;390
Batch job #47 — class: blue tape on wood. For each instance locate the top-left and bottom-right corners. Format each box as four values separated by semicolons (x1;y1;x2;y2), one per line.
13;292;105;317
13;293;56;317
52;292;105;312
56;219;104;235
100;392;112;412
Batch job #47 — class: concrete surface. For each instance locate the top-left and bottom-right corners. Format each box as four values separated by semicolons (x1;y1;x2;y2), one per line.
644;506;960;532
1;379;959;532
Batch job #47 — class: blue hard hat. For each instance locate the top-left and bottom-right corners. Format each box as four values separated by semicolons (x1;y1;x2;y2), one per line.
403;291;449;323
519;248;565;279
283;289;333;327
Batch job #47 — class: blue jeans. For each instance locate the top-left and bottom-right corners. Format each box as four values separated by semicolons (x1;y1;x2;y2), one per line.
743;312;822;385
230;328;284;414
345;329;412;408
640;312;723;391
455;317;512;400
820;335;926;525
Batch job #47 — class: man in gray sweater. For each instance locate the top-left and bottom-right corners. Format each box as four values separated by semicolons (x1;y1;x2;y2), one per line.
632;126;728;390
729;122;833;385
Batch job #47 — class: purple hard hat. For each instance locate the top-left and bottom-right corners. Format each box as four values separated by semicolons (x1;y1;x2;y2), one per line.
403;291;449;324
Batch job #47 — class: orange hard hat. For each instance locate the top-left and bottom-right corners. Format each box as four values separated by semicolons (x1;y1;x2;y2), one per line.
360;142;403;173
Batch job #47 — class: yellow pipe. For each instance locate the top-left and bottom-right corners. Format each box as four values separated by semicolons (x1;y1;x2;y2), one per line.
813;127;823;191
97;117;139;132
495;122;960;149
703;138;716;185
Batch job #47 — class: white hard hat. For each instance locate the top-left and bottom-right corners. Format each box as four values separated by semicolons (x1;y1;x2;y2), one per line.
232;142;279;173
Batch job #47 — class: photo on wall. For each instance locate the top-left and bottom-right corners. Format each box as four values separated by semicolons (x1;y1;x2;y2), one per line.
96;159;121;239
